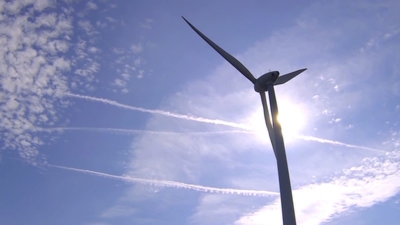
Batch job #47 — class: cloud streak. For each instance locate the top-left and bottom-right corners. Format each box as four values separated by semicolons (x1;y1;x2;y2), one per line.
297;135;386;153
36;125;384;153
55;91;387;154
50;164;279;197
36;126;250;136
65;93;251;130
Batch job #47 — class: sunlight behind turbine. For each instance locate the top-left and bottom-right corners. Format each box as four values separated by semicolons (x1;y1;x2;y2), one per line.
247;98;308;144
277;99;308;142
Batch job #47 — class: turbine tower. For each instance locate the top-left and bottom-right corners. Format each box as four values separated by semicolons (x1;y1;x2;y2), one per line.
183;17;306;225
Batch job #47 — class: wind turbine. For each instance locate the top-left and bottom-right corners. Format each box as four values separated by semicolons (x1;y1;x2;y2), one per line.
182;17;306;225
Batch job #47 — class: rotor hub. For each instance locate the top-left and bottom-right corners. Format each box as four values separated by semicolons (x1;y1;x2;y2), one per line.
254;71;279;92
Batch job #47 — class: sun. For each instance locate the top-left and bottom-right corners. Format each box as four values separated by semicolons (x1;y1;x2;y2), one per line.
246;98;308;143
276;99;308;140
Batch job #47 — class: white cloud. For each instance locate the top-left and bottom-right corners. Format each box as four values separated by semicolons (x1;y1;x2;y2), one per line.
137;70;144;79
113;78;126;87
0;2;75;164
88;46;100;54
105;17;117;23
35;13;57;27
86;1;98;10
34;0;53;12
0;1;106;164
140;18;153;29
131;43;143;53
78;19;97;35
112;48;124;54
101;205;137;219
190;194;265;225
110;52;147;93
75;39;87;58
74;59;99;84
133;57;142;66
121;73;130;80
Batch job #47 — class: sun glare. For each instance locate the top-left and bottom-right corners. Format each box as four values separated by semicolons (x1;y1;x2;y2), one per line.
247;98;308;143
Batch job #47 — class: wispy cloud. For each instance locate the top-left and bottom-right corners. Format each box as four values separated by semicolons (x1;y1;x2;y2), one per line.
50;164;279;197
235;150;400;225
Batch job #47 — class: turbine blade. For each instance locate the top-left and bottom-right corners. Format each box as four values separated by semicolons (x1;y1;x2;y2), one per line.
260;92;276;158
182;16;257;84
274;68;307;85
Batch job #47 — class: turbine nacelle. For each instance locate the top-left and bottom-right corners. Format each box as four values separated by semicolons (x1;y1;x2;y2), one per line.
254;71;280;93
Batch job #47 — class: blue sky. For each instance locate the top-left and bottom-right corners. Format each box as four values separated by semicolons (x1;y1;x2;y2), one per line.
1;0;400;224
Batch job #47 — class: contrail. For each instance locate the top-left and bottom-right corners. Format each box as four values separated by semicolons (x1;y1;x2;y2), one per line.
64;93;385;153
37;126;384;153
65;93;251;130
36;127;251;136
50;164;279;197
297;135;386;153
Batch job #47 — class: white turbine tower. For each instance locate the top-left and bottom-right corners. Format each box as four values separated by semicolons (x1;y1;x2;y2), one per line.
183;17;307;225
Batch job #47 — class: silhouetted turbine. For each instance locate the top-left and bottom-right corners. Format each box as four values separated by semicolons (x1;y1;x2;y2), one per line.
183;16;307;225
